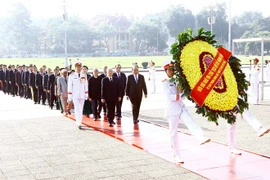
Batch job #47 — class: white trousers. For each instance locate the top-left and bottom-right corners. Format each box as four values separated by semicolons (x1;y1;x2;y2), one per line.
73;98;85;126
168;110;204;157
250;82;259;104
227;109;262;149
151;79;156;93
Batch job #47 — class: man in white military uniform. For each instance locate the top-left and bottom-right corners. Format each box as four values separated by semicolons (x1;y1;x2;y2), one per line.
227;100;270;155
162;60;211;164
266;60;270;82
249;58;260;105
148;61;156;93
68;60;88;129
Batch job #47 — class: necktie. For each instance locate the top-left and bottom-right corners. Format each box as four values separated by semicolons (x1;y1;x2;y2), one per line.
118;73;120;78
65;78;67;84
78;74;80;78
135;75;138;84
110;77;112;81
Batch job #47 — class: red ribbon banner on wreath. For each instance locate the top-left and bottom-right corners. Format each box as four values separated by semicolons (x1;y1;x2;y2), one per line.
190;47;232;107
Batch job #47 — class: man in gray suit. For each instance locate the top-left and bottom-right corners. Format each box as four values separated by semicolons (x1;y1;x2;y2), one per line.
57;69;68;115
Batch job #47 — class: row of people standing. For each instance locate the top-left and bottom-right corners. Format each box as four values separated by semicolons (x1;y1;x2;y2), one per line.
68;60;147;128
0;64;73;114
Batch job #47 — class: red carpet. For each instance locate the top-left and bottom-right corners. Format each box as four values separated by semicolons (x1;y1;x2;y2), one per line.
66;114;270;180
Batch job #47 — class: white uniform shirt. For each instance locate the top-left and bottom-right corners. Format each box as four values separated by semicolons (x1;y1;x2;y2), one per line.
68;72;88;101
162;79;187;117
250;65;260;84
266;63;270;82
149;66;156;79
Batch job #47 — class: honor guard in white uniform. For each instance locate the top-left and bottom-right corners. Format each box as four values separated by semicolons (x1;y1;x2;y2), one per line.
227;99;270;155
148;61;156;93
266;60;270;82
249;58;260;105
162;60;211;164
68;60;88;129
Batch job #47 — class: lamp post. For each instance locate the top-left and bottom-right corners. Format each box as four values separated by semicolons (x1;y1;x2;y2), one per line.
156;30;159;55
207;4;217;34
228;0;232;51
63;0;68;68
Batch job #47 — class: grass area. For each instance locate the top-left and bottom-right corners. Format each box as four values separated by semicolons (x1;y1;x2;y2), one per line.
0;56;170;69
0;55;269;69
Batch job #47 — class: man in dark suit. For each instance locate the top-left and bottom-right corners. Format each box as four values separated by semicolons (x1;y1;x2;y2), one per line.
0;65;4;92
5;65;11;95
43;68;51;105
36;67;46;104
113;64;127;120
89;68;102;121
48;68;59;109
23;66;31;99
126;65;147;124
99;65;108;119
101;68;121;127
15;66;23;98
29;66;38;104
21;65;25;97
9;65;16;97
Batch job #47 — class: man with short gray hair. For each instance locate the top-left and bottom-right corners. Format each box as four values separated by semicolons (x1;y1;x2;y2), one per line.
57;69;69;115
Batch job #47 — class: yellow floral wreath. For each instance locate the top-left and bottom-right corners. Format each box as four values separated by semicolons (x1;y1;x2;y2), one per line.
180;40;238;111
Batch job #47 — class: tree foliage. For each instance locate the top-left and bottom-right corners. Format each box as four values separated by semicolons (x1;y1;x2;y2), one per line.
165;5;195;39
129;14;168;52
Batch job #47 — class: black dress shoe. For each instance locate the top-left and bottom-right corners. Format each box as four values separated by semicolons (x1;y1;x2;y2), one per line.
112;121;116;125
134;120;139;124
109;124;113;127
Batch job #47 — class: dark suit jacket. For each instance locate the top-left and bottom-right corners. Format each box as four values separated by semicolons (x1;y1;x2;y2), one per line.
0;70;3;82
6;70;10;83
9;70;15;85
15;71;22;85
29;72;36;87
126;74;147;100
43;74;49;90
101;77;121;102
48;74;56;93
35;73;43;89
88;76;101;100
21;70;25;85
99;73;106;81
113;72;126;97
23;71;30;85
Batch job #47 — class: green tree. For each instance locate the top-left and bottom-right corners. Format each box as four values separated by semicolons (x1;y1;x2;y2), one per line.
6;3;33;53
129;17;168;52
196;3;228;45
233;11;263;27
165;5;195;39
95;23;117;52
46;16;96;54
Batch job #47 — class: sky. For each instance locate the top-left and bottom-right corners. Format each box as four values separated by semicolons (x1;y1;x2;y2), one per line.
0;0;269;19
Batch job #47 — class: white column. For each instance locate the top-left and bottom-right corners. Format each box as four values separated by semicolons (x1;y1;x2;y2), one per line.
228;0;232;51
261;39;264;101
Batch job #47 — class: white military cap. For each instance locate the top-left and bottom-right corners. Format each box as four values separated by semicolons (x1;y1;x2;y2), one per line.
162;60;175;70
